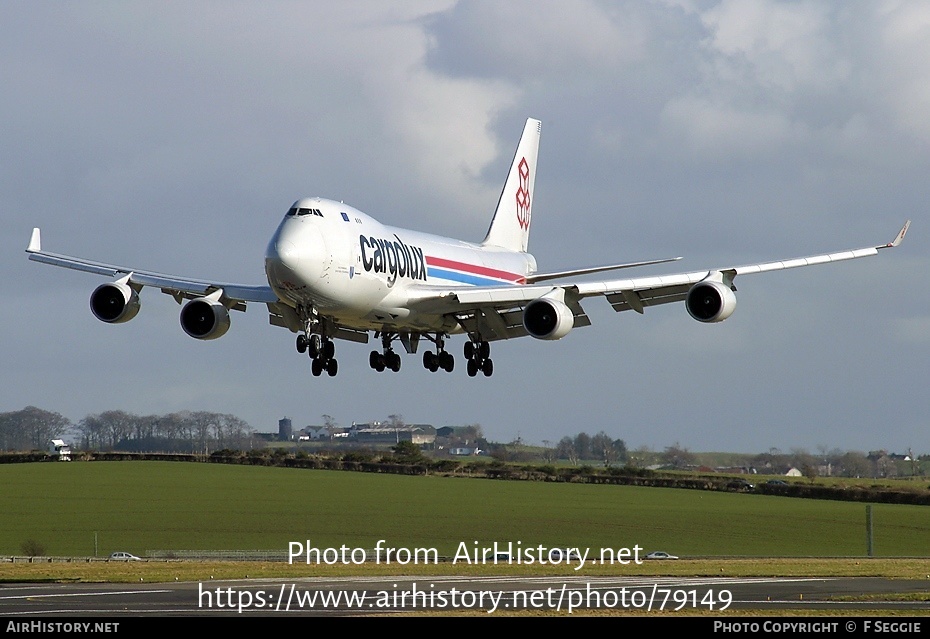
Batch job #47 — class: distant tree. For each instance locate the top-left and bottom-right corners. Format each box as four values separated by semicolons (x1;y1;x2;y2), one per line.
541;440;554;463
612;439;628;464
591;431;625;467
790;448;817;476
556;436;578;465
802;463;819;484
875;455;898;478
461;424;484;443
80;409;253;453
391;440;424;463
0;406;70;451
214;414;252;450
573;432;591;460
85;410;139;450
836;452;872;478
626;445;653;468
662;442;695;469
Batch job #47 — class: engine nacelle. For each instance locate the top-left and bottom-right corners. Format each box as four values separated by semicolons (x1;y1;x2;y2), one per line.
90;281;140;324
523;295;574;340
686;280;737;323
180;297;231;340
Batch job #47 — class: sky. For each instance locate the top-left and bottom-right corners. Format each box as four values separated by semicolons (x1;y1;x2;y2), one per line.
2;1;928;454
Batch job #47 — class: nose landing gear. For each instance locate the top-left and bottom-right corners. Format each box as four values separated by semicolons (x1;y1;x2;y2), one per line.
297;333;337;377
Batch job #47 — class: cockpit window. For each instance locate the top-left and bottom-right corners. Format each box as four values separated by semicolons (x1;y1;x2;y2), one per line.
287;207;324;217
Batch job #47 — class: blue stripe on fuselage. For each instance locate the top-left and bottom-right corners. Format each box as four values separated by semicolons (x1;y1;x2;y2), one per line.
427;267;513;287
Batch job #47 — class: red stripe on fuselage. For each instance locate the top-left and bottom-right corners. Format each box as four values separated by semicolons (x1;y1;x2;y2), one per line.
425;256;525;284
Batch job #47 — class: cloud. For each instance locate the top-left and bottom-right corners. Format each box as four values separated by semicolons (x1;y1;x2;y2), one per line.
3;2;927;454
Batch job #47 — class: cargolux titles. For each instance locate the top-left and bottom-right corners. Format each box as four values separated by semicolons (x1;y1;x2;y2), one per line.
360;234;427;286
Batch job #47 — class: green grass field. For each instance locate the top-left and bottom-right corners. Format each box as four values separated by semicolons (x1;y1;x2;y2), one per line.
2;461;928;559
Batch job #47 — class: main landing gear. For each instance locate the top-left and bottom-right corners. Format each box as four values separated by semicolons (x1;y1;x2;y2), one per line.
296;325;493;377
369;333;402;372
464;340;493;377
296;333;337;377
422;335;454;373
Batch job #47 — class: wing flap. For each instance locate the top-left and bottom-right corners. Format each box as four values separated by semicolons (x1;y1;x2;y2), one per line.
454;305;591;342
605;285;690;313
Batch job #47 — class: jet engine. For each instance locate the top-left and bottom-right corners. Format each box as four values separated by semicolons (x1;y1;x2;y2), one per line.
90;281;140;324
686;279;737;323
180;296;230;340
523;293;574;340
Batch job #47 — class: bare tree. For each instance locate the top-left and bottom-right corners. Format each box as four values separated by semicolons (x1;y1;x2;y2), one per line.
662;442;695;469
591;431;620;467
627;445;653;468
573;432;591;460
556;436;578;465
0;407;70;451
837;451;872;478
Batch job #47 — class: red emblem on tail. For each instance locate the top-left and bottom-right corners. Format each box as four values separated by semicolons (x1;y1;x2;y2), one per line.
515;157;531;230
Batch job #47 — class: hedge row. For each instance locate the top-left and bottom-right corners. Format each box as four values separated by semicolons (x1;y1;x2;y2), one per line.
4;450;928;506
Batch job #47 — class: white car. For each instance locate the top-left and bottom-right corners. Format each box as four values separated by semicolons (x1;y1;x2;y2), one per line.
644;551;678;560
108;552;140;560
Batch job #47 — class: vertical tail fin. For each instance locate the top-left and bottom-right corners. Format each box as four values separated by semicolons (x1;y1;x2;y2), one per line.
482;118;541;253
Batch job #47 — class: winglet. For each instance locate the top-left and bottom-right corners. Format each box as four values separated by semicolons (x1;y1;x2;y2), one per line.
880;220;910;249
27;228;41;253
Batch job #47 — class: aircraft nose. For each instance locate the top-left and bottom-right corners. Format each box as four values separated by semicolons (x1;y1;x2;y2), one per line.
265;221;327;285
276;239;300;270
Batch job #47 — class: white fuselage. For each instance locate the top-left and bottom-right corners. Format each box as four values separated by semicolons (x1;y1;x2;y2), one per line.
264;197;537;332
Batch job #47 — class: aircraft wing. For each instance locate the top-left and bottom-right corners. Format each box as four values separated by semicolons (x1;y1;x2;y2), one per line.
26;228;279;307
406;221;910;341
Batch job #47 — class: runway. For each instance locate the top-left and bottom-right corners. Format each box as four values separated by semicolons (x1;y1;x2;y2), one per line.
2;575;928;616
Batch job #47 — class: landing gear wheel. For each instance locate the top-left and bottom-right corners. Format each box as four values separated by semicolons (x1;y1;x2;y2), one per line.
467;358;478;377
464;341;475;360
311;358;323;377
478;341;490;360
296;334;308;354
326;359;338;377
375;356;385;372
322;340;335;360
387;351;401;372
423;351;438;372
439;351;454;372
482;358;493;377
308;334;321;358
370;350;381;370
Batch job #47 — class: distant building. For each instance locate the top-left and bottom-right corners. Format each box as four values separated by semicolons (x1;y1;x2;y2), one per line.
351;423;436;445
278;418;293;442
302;426;329;440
